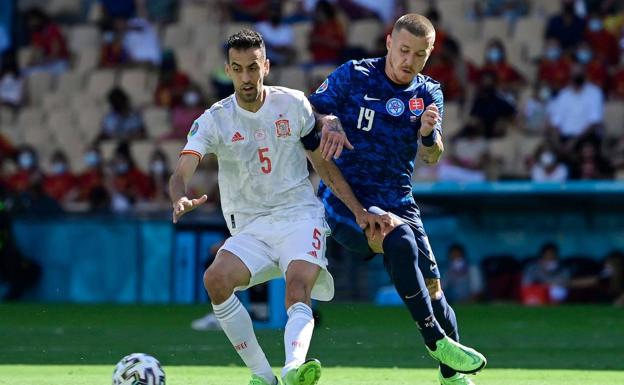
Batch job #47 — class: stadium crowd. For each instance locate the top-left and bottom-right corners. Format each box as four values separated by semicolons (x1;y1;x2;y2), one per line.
0;0;623;215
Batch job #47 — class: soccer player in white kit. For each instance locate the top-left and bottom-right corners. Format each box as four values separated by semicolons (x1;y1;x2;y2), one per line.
169;30;388;385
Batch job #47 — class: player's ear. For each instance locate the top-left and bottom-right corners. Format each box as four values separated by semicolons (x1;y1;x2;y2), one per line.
224;63;232;79
386;34;392;52
264;58;270;77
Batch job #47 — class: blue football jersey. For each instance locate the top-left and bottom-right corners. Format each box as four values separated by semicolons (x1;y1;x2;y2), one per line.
308;57;444;210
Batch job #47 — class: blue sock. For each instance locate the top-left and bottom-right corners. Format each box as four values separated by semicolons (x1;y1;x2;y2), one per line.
432;293;459;378
382;224;445;347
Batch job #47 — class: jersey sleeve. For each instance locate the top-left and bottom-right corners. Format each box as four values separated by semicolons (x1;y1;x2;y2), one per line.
181;110;219;159
307;61;352;114
429;83;444;135
300;93;316;137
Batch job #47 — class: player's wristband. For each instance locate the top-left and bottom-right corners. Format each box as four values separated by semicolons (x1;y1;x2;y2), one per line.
421;129;438;147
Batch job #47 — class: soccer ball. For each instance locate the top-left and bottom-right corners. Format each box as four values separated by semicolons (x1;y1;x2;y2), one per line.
112;353;166;385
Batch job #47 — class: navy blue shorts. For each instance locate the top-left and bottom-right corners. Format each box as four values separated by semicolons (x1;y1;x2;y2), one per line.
325;199;440;279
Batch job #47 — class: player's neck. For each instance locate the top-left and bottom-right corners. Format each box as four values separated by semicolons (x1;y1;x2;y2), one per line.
235;87;267;113
383;57;414;87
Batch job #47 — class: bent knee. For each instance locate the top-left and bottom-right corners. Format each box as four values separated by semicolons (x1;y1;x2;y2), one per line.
203;266;236;303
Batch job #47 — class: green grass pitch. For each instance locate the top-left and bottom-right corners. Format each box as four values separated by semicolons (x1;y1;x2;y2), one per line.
1;303;623;384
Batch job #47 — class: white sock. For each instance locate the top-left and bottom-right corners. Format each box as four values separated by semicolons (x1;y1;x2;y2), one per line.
213;294;275;384
281;302;315;378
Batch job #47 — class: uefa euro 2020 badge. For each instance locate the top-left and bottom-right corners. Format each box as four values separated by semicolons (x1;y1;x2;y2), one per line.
188;122;199;137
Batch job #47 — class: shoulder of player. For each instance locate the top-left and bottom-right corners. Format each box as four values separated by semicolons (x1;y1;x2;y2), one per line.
346;57;380;77
266;85;306;101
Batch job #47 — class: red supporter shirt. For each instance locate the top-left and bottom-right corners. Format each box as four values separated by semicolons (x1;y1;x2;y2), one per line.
154;72;191;107
43;173;76;201
113;168;152;199
586;59;609;89
585;29;619;66
309;19;346;63
31;23;69;60
611;68;624;99
538;58;572;91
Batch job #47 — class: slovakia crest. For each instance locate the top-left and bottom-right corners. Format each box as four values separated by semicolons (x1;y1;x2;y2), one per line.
275;119;291;137
409;97;425;116
315;79;328;94
386;98;405;117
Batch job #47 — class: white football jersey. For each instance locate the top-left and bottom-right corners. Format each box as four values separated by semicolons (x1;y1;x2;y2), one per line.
182;86;324;234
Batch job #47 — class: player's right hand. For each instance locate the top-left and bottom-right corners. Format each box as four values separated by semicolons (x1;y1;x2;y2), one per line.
319;114;353;160
172;195;208;223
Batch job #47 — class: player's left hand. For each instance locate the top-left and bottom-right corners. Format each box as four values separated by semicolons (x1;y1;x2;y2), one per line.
355;209;393;240
319;114;353;160
420;103;440;137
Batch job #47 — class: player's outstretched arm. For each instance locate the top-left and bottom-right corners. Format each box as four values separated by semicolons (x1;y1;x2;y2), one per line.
306;148;391;238
313;111;353;161
169;154;207;223
419;103;444;164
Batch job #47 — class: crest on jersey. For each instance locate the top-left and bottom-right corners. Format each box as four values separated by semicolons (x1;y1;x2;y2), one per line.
275;119;291;137
188;122;199;137
315;79;329;94
409;97;425;116
386;98;405;116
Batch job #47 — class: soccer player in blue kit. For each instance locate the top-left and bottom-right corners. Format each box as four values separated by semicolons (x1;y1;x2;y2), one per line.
309;13;487;385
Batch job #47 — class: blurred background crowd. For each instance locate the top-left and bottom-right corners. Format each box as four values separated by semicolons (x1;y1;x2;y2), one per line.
1;0;624;305
1;0;624;214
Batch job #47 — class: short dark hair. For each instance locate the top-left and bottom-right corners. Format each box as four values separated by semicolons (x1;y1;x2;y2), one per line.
226;29;266;61
393;13;435;39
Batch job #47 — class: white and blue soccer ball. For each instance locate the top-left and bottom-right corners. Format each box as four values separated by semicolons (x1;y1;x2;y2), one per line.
112;353;166;385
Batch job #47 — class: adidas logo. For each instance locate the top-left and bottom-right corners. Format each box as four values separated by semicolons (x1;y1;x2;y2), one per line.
307;251;318;258
231;131;245;142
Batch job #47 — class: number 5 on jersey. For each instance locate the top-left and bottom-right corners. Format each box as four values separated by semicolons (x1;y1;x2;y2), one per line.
258;147;272;174
357;107;375;131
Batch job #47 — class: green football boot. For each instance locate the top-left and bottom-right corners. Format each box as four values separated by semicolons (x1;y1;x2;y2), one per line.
427;336;486;374
438;370;476;385
282;359;322;385
248;374;277;385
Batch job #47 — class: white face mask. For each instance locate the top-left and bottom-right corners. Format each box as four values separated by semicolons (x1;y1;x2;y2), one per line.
540;152;556;167
18;152;34;170
51;162;67;175
451;259;466;270
183;91;200;106
151;160;165;174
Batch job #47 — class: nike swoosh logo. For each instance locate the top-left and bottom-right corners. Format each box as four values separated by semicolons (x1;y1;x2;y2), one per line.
405;293;420;299
364;94;381;101
463;349;482;367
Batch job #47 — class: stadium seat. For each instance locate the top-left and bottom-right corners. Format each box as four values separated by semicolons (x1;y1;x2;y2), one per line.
462;41;486;66
489;136;517;176
179;2;211;25
292;22;312;64
450;20;480;44
74;48;99;73
190;24;221;51
76;106;105;143
163;24;192;49
26;71;54;106
17;47;32;69
144;107;172;139
223;23;254;41
119;69;153;107
68;25;100;53
348;19;384;53
23;126;54;159
85;70;118;100
100;140;117;162
131;141;157;172
435;0;468;24
47;110;76;135
407;0;428;14
513;17;546;61
161;140;186;166
16;108;45;129
441;102;462;139
481;18;510;41
604;101;624;138
174;47;204;81
46;0;82;17
275;66;308;93
54;71;84;98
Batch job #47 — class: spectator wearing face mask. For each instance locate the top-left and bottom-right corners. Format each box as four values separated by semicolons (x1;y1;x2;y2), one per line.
255;2;297;66
547;67;603;155
545;0;586;52
530;145;568;182
99;87;146;142
23;7;70;76
169;86;206;139
520;81;554;133
109;142;151;212
584;12;619;66
122;18;161;67
42;150;77;203
76;146;106;202
7;146;41;193
147;149;169;204
538;39;572;93
441;244;483;304
479;38;524;94
0;52;24;112
154;50;190;108
522;243;570;304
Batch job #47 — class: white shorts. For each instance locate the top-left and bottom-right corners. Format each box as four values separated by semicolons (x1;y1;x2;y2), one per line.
218;215;335;301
